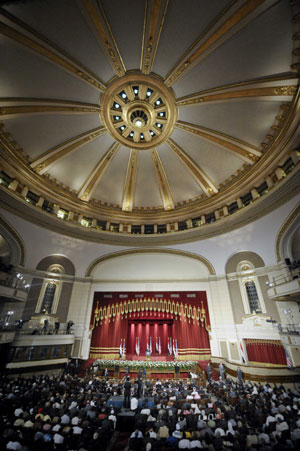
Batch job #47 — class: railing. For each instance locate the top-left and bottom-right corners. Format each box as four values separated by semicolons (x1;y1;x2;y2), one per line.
0;275;29;293
16;322;74;336
278;323;300;335
266;271;300;288
0;323;19;332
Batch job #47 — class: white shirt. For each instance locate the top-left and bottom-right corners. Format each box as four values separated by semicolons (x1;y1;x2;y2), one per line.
178;438;191;449
54;433;64;444
131;397;138;410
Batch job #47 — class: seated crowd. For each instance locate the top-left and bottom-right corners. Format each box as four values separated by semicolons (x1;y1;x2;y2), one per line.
0;364;300;450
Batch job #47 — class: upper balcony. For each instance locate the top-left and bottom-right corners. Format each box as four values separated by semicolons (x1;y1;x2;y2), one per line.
0;263;29;303
267;262;300;301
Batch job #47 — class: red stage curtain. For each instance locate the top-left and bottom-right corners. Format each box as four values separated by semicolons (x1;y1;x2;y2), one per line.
245;339;286;365
90;291;211;359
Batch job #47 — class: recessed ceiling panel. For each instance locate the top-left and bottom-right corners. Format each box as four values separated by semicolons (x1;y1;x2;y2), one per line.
135;150;162;208
179;101;283;147
157;142;204;203
47;133;114;192
91;145;129;206
0;37;99;103
4;114;101;160
153;0;230;77
2;0;115;81
101;0;145;71
171;129;242;186
173;0;292;97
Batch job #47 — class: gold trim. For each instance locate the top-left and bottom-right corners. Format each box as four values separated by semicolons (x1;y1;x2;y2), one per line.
151;148;174;210
30;127;106;174
140;0;169;74
275;203;300;262
100;72;178;150
0;214;25;266
78;142;120;201
176;121;261;163
165;0;268;86
247;360;287;368
167;138;218;195
91;296;209;326
122;149;138;212
177;85;298;106
86;248;216;276
0;102;100;119
178;354;211;361
0;12;105;91
81;0;126;77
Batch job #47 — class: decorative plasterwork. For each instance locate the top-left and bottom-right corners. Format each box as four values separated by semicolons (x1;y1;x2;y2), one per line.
166;138;218;196
100;72;178;150
165;0;277;86
140;0;169;74
80;0;126;77
78;142;120;201
0;8;106;91
176;76;299;107
0;98;100;119
86;248;216;276
30;127;106;174
122;149;138;212
175;121;261;164
151;148;174;210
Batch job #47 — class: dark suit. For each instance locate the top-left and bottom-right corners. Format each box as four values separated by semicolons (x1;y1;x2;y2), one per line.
124;380;131;408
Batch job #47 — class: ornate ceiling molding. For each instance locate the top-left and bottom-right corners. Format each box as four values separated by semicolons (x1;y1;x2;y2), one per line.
80;0;126;77
0;98;100;119
165;0;278;87
140;0;169;74
176;75;299;107
151;148;174;211
0;8;106;91
77;142;120;201
175;121;261;164
100;72;178;150
30;127;107;174
122;149;138;212
166;138;218;196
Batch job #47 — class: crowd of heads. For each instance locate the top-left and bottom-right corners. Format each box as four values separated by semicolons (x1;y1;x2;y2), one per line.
0;362;300;450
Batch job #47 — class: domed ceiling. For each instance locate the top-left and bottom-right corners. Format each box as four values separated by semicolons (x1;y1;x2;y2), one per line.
0;0;299;244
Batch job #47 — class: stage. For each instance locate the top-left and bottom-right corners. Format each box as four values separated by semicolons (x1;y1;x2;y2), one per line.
128;354;173;361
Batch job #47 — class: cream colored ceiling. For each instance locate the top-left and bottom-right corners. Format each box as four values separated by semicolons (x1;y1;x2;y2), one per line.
0;0;299;225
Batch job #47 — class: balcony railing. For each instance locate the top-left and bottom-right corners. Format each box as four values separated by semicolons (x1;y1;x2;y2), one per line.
278;323;300;335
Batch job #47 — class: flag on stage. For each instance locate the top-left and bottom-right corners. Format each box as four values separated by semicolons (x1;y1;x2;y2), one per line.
135;337;140;356
149;336;152;355
119;339;123;358
155;337;159;353
169;337;173;355
284;346;292;368
146;337;149;354
240;342;246;363
174;339;178;359
122;338;126;357
158;336;161;355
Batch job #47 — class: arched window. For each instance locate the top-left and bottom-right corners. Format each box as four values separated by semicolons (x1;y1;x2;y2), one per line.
237;261;266;314
245;281;260;313
40;282;56;313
